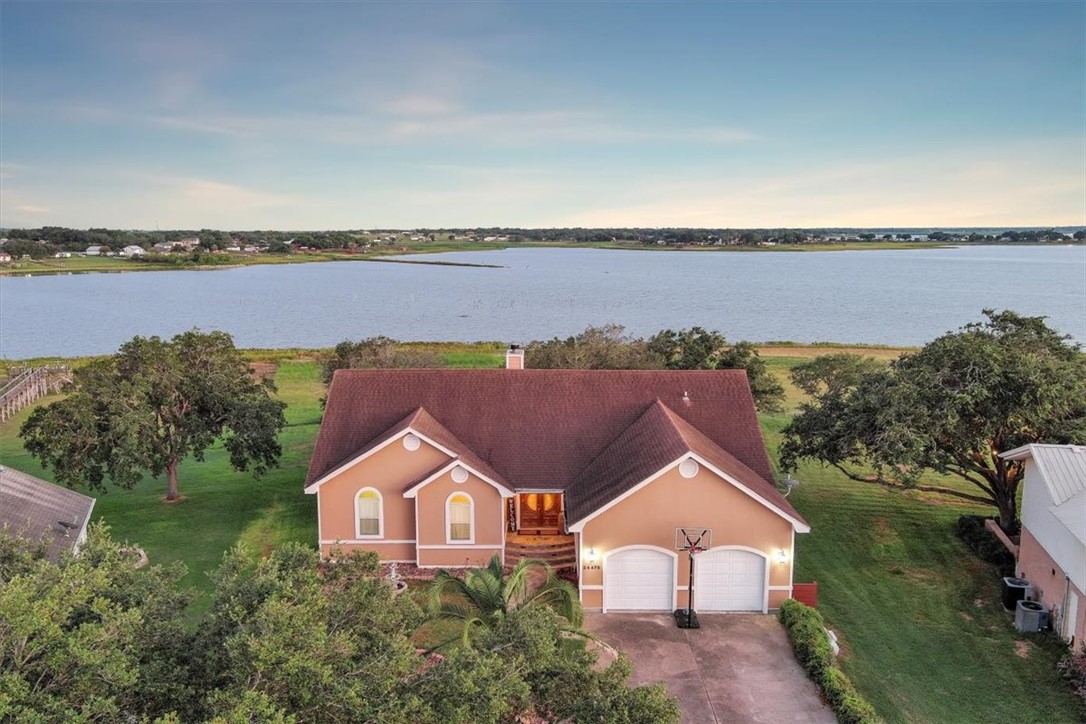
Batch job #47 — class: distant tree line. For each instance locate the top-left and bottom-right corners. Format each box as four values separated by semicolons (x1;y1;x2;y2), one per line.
3;225;1082;259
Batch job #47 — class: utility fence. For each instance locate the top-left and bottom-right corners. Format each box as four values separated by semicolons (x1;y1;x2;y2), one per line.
0;366;70;422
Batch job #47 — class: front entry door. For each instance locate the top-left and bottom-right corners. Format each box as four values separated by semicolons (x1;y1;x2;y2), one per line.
520;493;561;530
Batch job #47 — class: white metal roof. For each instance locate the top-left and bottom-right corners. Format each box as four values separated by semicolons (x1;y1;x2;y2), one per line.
1050;489;1086;547
1001;444;1086;505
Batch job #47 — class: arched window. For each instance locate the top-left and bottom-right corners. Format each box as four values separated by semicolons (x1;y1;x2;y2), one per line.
447;493;473;543
355;488;383;538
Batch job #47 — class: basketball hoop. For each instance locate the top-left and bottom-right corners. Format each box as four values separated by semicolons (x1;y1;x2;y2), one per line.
675;527;711;552
674;527;711;630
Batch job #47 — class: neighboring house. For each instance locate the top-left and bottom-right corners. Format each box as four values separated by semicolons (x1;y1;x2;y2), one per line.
85;245;103;256
0;465;96;561
120;245;147;257
53;252;72;258
0;252;11;263
305;348;810;613
151;242;177;253
1001;444;1086;649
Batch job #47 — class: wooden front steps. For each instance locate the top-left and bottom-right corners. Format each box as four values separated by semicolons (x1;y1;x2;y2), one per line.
506;534;577;569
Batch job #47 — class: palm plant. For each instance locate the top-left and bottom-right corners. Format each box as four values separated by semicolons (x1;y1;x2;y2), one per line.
428;554;582;647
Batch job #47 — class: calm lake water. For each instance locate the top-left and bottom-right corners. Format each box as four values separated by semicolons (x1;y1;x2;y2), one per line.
1;245;1083;359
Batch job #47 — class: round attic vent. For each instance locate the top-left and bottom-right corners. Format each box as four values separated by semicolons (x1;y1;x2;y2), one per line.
679;459;700;479
451;466;469;484
403;434;421;451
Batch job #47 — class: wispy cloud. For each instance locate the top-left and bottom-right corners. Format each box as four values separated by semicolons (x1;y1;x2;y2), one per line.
563;141;1086;228
145;105;755;148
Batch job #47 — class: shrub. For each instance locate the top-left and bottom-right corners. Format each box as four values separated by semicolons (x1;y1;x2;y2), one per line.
954;515;1016;577
778;599;882;724
1057;651;1086;703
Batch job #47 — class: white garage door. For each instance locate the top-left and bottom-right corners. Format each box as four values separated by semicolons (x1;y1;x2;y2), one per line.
695;548;766;612
604;548;674;611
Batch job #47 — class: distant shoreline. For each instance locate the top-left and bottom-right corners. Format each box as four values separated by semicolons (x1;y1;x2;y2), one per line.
1;239;1080;277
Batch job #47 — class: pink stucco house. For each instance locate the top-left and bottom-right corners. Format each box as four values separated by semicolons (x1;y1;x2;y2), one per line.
1001;444;1086;649
305;348;810;613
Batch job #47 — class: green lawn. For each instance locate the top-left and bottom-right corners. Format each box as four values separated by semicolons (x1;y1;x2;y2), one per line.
759;356;1081;723
0;361;322;609
0;352;1080;720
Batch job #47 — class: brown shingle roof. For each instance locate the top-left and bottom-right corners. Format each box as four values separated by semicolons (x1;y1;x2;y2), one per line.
308;406;511;492
402;407;511;491
0;466;96;561
565;400;805;526
307;370;803;526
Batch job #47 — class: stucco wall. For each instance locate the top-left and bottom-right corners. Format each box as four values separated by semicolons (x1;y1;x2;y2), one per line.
1021;461;1086;593
1019;527;1086;649
416;468;505;567
315;434;449;560
577;463;795;610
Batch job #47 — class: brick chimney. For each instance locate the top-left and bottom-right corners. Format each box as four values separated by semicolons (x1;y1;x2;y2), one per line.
505;344;525;370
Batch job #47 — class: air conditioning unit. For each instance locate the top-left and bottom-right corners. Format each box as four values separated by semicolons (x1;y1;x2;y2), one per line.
1015;600;1050;633
1002;577;1032;611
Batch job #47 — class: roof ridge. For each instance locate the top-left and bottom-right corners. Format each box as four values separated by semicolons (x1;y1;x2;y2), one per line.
586;399;689;466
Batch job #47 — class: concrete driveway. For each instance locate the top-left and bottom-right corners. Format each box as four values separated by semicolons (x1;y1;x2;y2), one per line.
585;612;834;724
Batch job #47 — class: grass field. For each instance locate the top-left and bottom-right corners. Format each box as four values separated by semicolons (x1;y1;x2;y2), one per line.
0;350;1080;720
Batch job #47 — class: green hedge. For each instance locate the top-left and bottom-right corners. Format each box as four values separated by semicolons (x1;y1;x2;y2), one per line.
954;515;1016;577
778;599;882;724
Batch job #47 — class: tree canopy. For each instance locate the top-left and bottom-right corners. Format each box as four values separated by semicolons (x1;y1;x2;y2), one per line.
780;310;1086;533
21;330;287;501
0;528;678;723
525;324;785;412
526;324;661;370
648;327;785;412
320;336;443;385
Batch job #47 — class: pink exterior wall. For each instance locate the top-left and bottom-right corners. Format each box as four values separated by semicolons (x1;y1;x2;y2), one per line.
1019;527;1086;650
578;464;795;610
416;469;505;567
316;435;448;560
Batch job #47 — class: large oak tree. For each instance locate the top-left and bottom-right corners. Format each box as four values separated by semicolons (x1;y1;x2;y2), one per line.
20;330;287;501
780;310;1086;534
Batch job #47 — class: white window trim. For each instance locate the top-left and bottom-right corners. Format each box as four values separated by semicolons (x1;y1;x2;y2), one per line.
354;487;384;539
446;491;475;544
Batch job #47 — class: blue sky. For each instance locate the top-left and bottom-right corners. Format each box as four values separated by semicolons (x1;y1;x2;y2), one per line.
2;1;1083;229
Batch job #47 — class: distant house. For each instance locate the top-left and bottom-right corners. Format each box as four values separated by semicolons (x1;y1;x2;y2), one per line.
0;466;96;561
85;245;103;256
177;237;201;248
120;245;147;257
151;242;177;254
1001;444;1086;649
53;252;72;258
0;251;11;263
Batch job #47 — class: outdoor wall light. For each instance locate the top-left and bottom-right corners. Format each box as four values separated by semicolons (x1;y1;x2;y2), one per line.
585;547;598;564
775;549;789;563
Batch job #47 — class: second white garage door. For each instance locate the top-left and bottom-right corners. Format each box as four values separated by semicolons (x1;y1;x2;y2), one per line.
603;548;675;612
694;548;767;612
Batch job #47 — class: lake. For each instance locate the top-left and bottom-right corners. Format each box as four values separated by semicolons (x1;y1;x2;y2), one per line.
2;245;1083;359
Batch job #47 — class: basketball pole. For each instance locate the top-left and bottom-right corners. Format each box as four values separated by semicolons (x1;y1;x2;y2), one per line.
687;549;695;628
